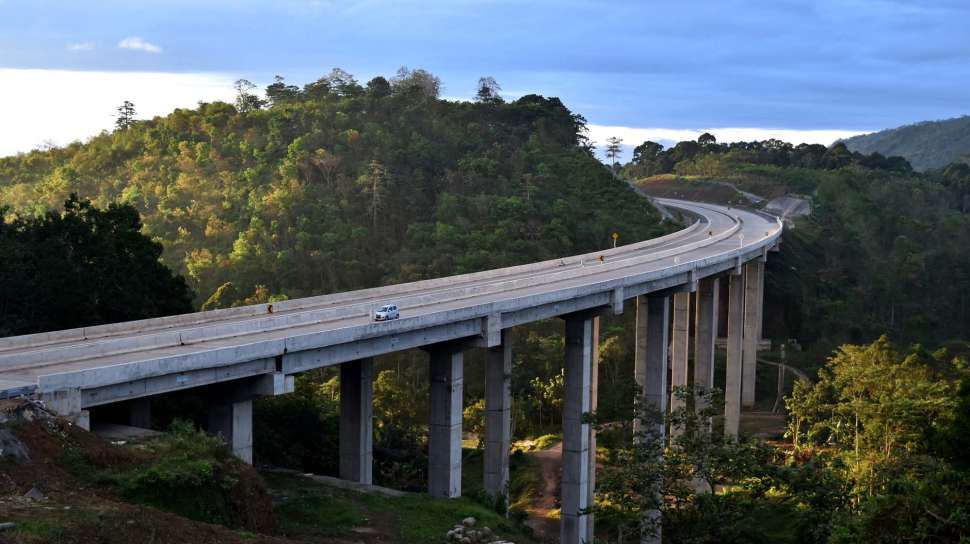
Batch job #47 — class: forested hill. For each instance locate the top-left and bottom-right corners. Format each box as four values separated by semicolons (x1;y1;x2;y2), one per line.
624;134;970;355
842;115;970;171
0;69;665;308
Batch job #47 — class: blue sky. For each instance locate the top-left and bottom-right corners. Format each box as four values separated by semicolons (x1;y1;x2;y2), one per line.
1;0;968;158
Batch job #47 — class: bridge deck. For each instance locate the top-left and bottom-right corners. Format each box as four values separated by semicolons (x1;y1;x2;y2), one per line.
0;199;781;400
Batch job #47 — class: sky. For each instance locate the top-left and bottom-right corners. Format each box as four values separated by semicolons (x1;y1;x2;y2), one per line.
1;0;968;160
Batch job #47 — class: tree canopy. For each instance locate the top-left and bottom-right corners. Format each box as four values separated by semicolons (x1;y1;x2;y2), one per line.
0;68;666;310
0;195;193;335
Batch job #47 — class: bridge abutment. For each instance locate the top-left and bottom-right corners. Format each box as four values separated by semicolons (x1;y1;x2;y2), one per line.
40;389;89;431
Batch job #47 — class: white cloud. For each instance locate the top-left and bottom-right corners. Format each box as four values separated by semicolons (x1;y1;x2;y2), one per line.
117;36;162;53
0;69;238;157
586;124;865;150
66;42;95;52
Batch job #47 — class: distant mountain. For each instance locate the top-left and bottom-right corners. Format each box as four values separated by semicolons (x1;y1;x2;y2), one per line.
842;116;970;171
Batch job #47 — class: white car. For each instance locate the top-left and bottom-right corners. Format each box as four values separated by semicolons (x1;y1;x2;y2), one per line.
374;304;400;321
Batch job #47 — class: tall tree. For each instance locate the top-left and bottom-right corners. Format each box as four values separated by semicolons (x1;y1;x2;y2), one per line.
115;100;136;130
605;136;623;167
358;160;387;230
265;75;301;105
234;79;265;112
475;76;502;103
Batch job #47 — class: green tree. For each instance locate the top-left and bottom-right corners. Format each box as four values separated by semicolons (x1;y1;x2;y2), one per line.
233;78;265;112
115;100;136;130
0;195;193;335
475;76;502;103
605;136;623;168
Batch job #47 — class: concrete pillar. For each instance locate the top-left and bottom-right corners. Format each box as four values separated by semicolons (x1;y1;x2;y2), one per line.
634;295;669;544
209;398;253;464
129;397;152;429
742;260;764;408
428;344;464;498
634;295;670;442
634;296;648;440
694;277;719;427
484;330;511;503
340;358;374;484
669;291;691;435
562;313;596;543
725;272;745;438
587;317;599;544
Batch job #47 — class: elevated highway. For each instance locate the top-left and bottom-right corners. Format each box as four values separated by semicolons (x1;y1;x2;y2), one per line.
0;198;781;543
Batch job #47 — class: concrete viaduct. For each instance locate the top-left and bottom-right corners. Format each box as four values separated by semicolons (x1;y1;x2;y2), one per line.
0;198;781;543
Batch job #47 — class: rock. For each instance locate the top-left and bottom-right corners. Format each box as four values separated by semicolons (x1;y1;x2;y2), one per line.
23;487;45;501
0;429;30;463
462;516;476;527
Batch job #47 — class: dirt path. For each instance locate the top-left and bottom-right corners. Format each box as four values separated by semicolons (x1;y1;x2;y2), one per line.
523;441;562;541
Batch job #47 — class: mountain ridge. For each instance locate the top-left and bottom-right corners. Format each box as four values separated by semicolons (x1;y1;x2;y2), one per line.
841;115;970;171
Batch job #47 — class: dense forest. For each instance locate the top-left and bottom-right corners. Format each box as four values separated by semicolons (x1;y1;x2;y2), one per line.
611;135;970;542
625;134;970;360
0;68;665;314
842;115;970;172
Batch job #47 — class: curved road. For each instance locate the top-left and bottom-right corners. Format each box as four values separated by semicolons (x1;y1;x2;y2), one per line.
0;199;782;403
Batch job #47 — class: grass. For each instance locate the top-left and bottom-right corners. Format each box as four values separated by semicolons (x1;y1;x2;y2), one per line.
512;432;561;453
57;420;261;529
271;482;367;538
264;471;537;543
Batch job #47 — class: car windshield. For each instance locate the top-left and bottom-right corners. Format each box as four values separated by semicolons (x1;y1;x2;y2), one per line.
379;305;391;311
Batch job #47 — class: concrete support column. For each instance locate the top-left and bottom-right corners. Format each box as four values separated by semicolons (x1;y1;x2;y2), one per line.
694;278;719;427
633;295;668;544
670;291;691;433
633;296;649;440
207;373;293;465
638;295;670;441
742;260;764;408
209;398;253;464
340;358;374;484
587;316;599;543
725;272;745;438
562;313;596;543
428;344;464;498
484;330;512;503
129;397;152;429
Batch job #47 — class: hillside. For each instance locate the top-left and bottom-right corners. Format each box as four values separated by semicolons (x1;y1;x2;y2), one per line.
842;116;970;171
623;134;970;356
0;69;666;309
